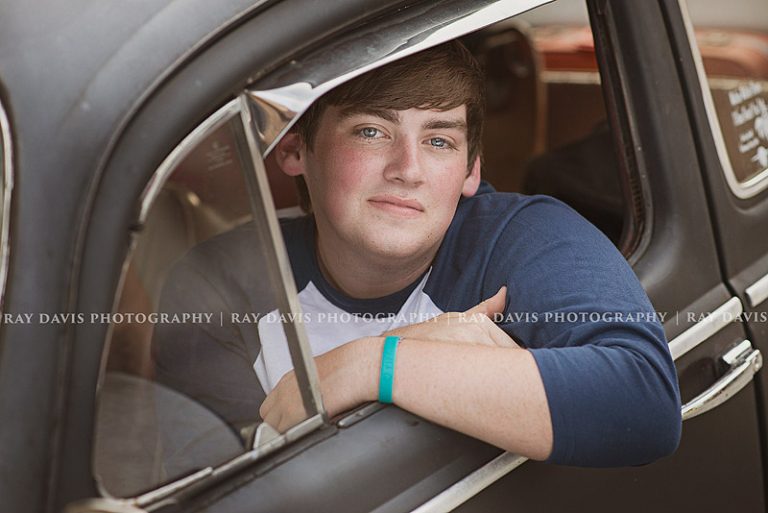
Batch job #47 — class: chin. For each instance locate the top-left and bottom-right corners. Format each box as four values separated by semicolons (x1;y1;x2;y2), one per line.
365;233;437;261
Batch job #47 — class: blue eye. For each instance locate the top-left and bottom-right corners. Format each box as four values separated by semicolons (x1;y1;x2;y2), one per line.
430;137;448;148
361;127;379;138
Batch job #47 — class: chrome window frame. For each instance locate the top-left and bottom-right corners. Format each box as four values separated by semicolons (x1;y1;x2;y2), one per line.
246;0;554;156
0;98;13;312
678;0;768;199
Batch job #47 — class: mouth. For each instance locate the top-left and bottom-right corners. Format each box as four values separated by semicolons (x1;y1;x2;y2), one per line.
368;195;424;217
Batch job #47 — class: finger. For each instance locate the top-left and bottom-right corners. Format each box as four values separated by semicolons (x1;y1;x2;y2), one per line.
262;404;278;431
464;286;507;317
260;369;293;416
260;379;283;419
276;412;287;434
279;412;293;434
259;392;273;420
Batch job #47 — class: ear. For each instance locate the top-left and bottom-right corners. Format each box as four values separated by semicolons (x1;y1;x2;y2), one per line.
461;155;481;197
274;132;306;177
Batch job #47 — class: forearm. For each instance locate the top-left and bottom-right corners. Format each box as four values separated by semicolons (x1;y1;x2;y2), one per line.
335;336;553;461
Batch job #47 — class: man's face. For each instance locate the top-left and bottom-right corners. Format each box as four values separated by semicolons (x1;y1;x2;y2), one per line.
284;105;480;264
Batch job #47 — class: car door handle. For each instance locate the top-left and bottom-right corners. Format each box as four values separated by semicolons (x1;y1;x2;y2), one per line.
681;340;762;421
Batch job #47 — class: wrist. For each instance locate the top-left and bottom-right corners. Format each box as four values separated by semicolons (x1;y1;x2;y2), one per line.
378;335;402;404
316;337;388;418
352;336;385;403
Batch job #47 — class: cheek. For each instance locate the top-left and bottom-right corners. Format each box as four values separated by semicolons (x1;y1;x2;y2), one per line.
310;147;373;217
428;167;468;206
325;147;378;194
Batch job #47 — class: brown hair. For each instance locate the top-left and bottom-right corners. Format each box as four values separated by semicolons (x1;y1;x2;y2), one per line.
293;40;485;211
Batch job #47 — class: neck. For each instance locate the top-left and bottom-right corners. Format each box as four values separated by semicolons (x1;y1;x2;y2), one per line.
315;235;436;299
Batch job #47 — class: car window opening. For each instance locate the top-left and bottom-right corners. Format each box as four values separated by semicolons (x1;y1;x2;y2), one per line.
92;0;639;500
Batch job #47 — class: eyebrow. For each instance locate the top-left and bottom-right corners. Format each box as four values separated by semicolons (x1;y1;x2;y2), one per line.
338;108;467;133
338;107;400;124
423;119;467;133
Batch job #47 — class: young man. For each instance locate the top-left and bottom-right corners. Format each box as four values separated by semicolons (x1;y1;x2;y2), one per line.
155;41;681;466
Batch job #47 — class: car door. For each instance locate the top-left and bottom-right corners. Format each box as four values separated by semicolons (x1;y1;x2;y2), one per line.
7;1;763;512
661;0;768;480
146;1;762;512
455;0;767;511
78;1;766;512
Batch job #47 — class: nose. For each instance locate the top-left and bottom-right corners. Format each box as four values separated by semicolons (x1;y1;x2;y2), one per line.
382;138;425;186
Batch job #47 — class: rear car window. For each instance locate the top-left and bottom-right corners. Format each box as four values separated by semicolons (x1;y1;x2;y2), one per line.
684;0;768;193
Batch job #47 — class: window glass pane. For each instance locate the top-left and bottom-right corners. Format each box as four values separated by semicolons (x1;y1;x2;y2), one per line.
686;0;768;184
94;113;310;497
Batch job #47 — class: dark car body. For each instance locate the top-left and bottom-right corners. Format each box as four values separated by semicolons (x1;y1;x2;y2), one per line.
1;0;768;512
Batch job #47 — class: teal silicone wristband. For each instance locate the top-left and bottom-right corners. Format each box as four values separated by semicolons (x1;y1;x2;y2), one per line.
378;336;401;404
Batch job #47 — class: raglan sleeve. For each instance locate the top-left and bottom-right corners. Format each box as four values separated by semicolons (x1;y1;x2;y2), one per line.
487;197;681;467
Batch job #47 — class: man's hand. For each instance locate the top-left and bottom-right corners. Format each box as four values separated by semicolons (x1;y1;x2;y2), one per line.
386;287;520;348
258;369;305;433
259;287;522;432
259;338;380;432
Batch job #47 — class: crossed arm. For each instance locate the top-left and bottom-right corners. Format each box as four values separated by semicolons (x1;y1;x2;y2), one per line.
159;202;680;466
259;287;555;461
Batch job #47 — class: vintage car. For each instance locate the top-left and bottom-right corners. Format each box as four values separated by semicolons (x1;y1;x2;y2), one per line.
1;0;768;511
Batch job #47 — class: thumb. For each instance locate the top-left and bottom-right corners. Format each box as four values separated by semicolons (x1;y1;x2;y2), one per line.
465;286;507;318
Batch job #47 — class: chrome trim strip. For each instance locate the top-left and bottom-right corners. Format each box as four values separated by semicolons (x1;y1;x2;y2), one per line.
410;452;528;513
677;0;768;199
336;402;386;429
247;0;554;155
210;414;325;476
746;271;768;308
134;467;214;507
64;498;149;513
123;414;325;509
668;297;742;361
138;98;240;223
238;94;325;418
0;98;13;311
